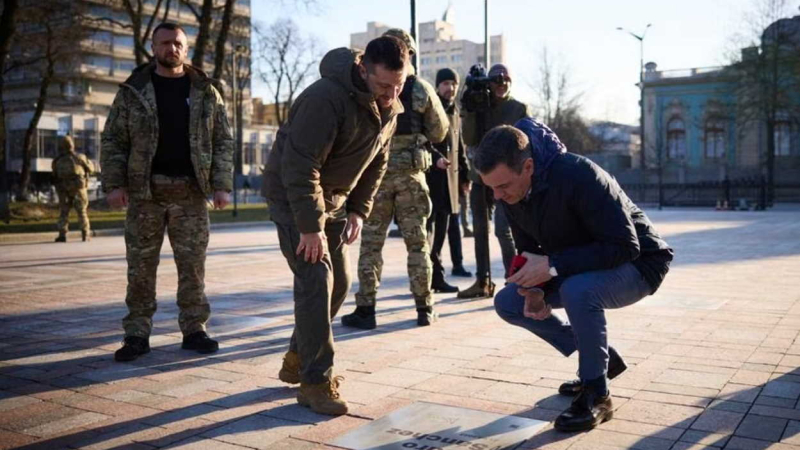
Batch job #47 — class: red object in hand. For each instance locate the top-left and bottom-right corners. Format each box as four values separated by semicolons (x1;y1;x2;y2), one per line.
509;254;527;276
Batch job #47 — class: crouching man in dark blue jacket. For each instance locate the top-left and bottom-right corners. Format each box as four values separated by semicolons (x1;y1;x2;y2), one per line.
474;119;673;432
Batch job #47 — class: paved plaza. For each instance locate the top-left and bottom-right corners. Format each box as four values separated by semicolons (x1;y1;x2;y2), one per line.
2;208;800;449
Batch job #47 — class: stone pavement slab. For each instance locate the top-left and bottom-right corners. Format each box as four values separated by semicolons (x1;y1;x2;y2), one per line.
2;209;800;449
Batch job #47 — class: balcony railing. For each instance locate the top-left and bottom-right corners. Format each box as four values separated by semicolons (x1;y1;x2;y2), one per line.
644;66;725;81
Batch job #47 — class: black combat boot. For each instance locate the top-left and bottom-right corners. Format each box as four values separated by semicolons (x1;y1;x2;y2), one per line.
182;331;219;354
417;307;438;326
114;336;150;362
431;272;458;293
457;278;495;299
559;347;627;396
554;378;613;432
341;305;376;330
54;235;67;243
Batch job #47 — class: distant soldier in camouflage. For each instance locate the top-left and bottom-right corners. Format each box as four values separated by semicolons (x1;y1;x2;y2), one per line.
52;135;93;242
341;29;449;329
101;23;233;362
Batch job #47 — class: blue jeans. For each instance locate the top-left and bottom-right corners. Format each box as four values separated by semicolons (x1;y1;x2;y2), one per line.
494;262;651;381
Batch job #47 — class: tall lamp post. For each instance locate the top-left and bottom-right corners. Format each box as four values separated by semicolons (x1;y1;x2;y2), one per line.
617;24;651;177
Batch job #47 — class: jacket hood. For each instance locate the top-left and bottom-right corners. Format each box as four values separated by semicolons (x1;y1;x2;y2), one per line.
124;62;214;91
319;47;363;95
514;117;566;188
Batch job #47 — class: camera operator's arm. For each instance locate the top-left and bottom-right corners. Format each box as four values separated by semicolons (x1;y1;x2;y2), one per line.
460;108;479;147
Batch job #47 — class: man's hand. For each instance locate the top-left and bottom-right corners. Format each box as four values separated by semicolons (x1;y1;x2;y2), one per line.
297;231;327;263
213;191;230;210
344;213;363;245
507;251;552;288
461;181;471;195
436;157;451;171
518;287;552;320
107;188;128;209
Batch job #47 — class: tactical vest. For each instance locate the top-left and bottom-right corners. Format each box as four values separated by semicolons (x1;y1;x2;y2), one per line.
395;75;423;136
54;154;88;191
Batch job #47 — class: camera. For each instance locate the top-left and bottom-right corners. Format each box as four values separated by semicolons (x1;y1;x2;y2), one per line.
461;64;505;113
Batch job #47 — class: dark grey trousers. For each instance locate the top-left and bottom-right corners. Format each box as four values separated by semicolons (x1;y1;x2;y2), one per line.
273;208;350;385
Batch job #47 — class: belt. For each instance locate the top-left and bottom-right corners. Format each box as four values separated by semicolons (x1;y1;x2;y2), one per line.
151;174;194;184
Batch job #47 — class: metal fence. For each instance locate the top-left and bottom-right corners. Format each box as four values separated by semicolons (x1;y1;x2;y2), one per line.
621;178;800;209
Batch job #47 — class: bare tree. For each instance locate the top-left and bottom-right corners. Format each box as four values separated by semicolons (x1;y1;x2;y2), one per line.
0;0;20;220
12;0;90;199
531;46;596;154
254;18;321;126
730;0;799;205
94;0;172;66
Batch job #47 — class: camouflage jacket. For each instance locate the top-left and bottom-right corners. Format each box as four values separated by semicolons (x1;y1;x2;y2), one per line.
52;151;93;191
100;63;234;198
263;48;403;234
389;73;449;172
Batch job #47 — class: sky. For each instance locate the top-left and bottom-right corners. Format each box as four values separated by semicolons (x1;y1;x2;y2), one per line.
251;0;769;125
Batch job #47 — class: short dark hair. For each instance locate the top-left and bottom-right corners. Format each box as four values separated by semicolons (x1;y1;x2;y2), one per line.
152;22;186;41
363;36;408;72
474;125;531;174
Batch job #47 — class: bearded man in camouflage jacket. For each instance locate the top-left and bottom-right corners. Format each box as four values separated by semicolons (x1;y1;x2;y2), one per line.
101;23;234;362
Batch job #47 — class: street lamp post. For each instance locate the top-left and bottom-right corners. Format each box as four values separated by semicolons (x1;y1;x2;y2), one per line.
617;24;651;180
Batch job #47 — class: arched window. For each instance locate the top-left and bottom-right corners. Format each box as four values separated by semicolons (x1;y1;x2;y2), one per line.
704;119;725;159
666;117;686;160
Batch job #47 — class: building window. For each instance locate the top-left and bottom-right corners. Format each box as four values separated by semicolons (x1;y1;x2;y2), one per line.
666;117;686;160
704;119;725;159
113;34;134;49
114;59;136;75
39;129;59;159
435;56;448;64
451;54;462;62
420;57;431;65
244;143;256;165
775;121;792;156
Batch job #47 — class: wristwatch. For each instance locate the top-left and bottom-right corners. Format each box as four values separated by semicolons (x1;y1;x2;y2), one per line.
548;265;558;277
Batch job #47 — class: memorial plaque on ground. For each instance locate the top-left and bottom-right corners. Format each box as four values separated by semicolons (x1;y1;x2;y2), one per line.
330;402;547;450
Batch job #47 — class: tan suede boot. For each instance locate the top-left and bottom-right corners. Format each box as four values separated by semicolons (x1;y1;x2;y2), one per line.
278;350;301;384
457;279;496;299
297;376;349;416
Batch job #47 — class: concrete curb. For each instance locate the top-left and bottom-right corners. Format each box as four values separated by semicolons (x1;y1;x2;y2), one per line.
0;220;274;245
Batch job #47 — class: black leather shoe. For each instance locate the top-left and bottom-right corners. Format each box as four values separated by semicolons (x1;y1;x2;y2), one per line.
182;331;219;354
558;347;627;396
451;266;473;278
417;308;438;326
114;336;150;362
54;235;67;243
432;281;459;293
341;307;376;330
554;385;613;432
388;228;402;238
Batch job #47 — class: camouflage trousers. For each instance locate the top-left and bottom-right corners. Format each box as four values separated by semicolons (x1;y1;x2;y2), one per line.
122;175;211;338
356;170;433;308
56;188;90;236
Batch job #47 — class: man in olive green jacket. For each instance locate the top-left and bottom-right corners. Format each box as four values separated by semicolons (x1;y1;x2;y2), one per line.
264;36;408;416
101;23;233;363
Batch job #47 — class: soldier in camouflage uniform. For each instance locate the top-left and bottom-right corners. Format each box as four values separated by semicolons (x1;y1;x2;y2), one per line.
100;23;234;362
52;135;93;243
341;29;449;329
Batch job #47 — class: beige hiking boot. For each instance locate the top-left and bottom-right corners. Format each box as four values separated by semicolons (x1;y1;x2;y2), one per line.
297;376;349;416
278;350;301;384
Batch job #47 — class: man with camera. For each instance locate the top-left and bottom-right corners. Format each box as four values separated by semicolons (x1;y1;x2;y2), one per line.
458;63;530;299
341;29;449;330
475;120;673;431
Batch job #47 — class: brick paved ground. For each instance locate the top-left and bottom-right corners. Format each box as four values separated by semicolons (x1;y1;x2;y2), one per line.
2;208;800;449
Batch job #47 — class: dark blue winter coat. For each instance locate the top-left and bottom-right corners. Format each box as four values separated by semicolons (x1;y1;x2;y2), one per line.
501;117;673;293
